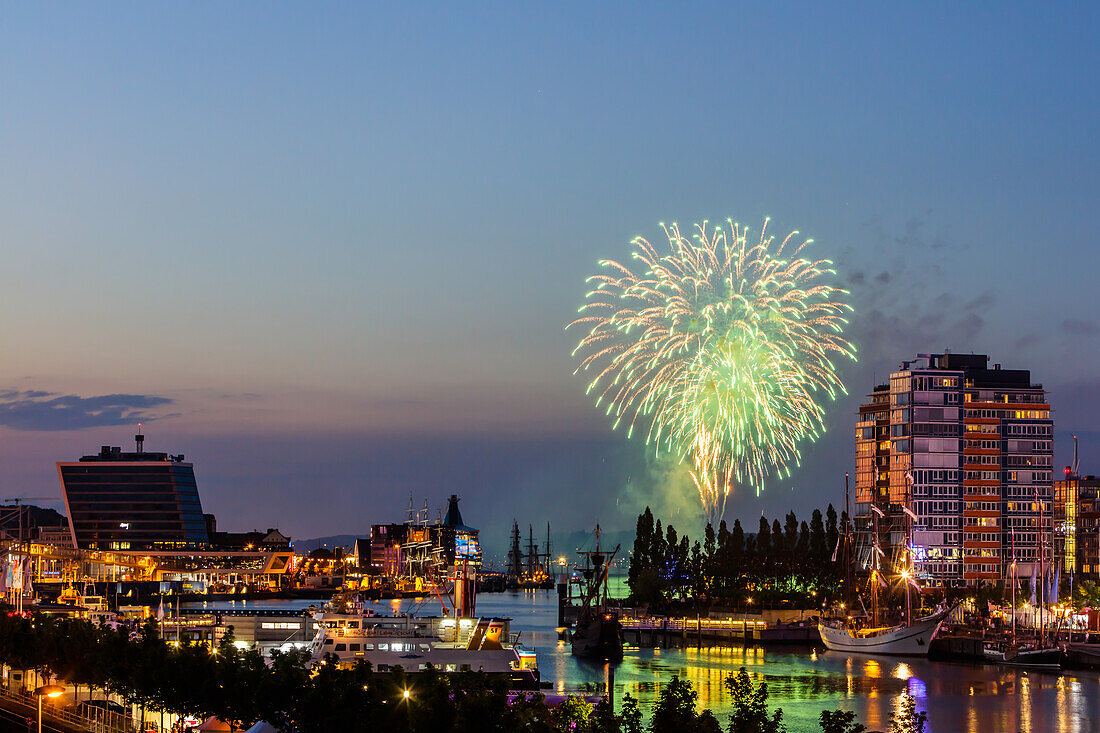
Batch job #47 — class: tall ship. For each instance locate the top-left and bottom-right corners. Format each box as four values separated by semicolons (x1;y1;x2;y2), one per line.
819;474;952;655
569;526;623;662
507;521;554;590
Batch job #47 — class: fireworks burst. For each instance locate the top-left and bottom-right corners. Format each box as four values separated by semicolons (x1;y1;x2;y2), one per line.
569;218;856;523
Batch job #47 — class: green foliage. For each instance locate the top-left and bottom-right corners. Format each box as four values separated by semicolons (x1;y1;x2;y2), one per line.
627;505;843;608
724;668;785;733
620;694;644;733
1073;579;1100;609
590;698;622;733
819;709;866;733
649;675;717;733
0;607;875;733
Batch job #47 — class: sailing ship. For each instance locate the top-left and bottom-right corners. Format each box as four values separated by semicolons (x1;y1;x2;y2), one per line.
981;484;1063;670
819;473;952;655
569;525;623;662
507;521;555;590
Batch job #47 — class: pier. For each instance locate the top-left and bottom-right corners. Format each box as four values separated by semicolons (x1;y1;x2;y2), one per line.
620;615;818;648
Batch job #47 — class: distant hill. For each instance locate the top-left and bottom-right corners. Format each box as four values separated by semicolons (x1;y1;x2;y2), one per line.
0;504;67;534
294;527;637;572
479;527;635;572
293;534;363;553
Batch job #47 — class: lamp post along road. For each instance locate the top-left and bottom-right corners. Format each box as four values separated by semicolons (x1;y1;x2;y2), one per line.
34;685;64;733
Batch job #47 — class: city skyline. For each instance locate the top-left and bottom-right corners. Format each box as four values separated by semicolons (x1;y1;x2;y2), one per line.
2;3;1099;540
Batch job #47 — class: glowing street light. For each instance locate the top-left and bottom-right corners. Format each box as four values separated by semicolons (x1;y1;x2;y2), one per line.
35;685;64;733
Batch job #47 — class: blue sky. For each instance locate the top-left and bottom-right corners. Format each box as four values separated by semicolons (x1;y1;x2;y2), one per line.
1;2;1098;544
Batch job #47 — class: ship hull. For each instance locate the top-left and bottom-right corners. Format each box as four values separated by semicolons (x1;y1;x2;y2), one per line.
570;617;624;662
818;612;947;656
982;645;1062;670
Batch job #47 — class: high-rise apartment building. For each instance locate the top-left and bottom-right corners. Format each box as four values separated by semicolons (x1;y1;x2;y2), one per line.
855;353;1053;588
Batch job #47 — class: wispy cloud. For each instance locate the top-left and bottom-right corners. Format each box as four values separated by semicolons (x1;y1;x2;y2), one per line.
0;390;174;431
1062;319;1098;336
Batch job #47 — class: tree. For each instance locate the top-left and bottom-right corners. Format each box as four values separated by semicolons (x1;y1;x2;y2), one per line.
731;520;745;569
825;504;839;560
889;693;927;733
590;698;622;733
796;522;810;576
784;512;799;557
690;541;705;601
809;510;827;569
819;710;866;733
649;675;715;733
620;694;644;733
725;668;785;733
630;508;656;595
756;517;771;580
551;694;593;732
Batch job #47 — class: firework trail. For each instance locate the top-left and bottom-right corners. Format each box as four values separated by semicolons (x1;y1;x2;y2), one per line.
569;218;856;523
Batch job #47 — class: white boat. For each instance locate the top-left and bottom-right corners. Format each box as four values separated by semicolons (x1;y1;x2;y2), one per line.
818;605;951;656
307;608;540;688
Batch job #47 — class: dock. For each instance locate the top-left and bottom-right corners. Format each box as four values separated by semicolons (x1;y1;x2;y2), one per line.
620;615;818;648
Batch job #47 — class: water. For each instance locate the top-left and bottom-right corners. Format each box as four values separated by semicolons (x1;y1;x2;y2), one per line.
186;592;1100;732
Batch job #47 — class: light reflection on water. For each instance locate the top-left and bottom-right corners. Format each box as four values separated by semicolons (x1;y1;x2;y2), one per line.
189;590;1100;732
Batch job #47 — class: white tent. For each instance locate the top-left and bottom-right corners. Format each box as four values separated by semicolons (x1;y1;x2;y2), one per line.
245;722;280;733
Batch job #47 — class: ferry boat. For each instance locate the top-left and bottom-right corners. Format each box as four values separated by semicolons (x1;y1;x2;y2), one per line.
307;608;540;688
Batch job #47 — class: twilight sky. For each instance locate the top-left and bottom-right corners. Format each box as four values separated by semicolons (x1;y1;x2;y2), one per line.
2;3;1098;549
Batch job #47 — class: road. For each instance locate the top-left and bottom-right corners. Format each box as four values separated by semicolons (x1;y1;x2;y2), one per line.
0;697;86;733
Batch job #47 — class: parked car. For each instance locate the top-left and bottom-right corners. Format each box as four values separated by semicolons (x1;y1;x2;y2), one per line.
79;699;126;716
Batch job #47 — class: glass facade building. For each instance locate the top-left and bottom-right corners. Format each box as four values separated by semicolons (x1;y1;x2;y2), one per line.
58;444;210;550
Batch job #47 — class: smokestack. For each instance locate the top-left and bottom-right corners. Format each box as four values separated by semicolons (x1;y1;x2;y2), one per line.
135;423;144;455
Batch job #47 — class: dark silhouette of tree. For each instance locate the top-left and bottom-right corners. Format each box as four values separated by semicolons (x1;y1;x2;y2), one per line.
620;694;644;733
725;667;785;733
825;504;839;558
649;675;716;733
819;709;866;733
810;510;827;570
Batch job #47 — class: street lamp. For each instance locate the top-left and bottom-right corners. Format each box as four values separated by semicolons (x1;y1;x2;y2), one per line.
34;685;64;733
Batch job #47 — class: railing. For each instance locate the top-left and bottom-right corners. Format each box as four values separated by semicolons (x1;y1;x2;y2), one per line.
0;683;160;733
621;617;767;631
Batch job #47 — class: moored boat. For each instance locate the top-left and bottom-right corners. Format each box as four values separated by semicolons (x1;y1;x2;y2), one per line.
568;526;623;662
982;641;1062;670
819;605;951;655
307;607;540;688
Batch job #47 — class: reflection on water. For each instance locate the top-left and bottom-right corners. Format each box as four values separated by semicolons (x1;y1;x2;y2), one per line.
188;591;1100;732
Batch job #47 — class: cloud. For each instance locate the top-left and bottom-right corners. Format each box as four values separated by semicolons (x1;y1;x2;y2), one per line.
1014;332;1041;350
1062;319;1098;336
0;391;174;431
964;292;995;312
954;313;985;341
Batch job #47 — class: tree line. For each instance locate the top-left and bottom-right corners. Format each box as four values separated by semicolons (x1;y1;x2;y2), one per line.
627;505;849;607
0;607;932;733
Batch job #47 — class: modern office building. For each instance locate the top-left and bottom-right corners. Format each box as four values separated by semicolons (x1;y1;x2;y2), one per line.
1056;472;1100;577
57;433;210;550
855;352;1053;588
